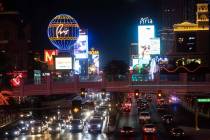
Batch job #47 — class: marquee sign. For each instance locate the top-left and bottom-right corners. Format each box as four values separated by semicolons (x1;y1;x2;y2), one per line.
139;17;153;25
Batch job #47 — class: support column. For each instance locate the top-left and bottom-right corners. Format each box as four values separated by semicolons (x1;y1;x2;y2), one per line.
46;75;52;95
179;73;187;83
74;74;79;93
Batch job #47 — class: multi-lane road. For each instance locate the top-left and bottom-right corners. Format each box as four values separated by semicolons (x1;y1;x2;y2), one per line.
1;92;210;140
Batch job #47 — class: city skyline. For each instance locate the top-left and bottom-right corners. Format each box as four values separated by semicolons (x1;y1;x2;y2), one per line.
3;0;161;67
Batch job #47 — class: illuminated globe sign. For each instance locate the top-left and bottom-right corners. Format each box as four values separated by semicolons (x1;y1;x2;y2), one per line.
47;14;80;51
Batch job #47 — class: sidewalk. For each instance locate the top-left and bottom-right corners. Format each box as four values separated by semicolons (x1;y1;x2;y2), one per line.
180;126;210;140
180;100;210;118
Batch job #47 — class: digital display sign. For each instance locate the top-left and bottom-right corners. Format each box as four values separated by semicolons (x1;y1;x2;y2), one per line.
74;59;81;74
55;57;72;70
74;30;88;59
150;38;160;55
88;54;99;75
138;25;155;64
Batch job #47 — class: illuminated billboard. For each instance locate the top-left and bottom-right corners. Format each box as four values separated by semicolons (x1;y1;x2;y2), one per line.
55;57;72;70
150;38;160;54
138;25;155;64
74;30;88;59
44;50;58;65
74;59;81;74
88;48;99;75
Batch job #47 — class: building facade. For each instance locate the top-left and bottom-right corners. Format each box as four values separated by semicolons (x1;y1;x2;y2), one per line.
0;10;31;71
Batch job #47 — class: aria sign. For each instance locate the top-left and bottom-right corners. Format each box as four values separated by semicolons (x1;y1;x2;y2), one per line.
139;17;153;25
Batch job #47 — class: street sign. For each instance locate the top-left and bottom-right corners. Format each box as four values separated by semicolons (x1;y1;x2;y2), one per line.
197;98;210;103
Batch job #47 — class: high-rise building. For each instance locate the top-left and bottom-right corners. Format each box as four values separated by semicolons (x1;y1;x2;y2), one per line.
172;3;209;68
160;0;196;28
160;0;197;60
0;4;31;71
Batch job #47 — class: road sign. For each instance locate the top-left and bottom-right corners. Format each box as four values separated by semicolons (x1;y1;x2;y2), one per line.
197;98;210;103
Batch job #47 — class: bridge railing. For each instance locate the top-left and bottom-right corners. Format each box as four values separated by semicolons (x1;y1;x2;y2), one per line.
12;73;210;96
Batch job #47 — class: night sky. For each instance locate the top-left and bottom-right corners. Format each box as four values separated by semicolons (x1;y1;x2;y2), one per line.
5;0;160;67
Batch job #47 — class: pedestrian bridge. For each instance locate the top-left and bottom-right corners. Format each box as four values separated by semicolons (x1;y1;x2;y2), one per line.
13;75;210;96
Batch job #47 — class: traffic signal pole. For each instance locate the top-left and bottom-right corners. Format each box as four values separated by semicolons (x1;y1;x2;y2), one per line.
195;102;200;131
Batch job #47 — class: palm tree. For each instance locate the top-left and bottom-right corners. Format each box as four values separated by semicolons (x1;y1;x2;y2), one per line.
0;90;12;105
104;60;129;81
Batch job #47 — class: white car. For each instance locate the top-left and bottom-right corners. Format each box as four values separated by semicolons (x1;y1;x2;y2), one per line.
139;112;151;123
88;118;103;133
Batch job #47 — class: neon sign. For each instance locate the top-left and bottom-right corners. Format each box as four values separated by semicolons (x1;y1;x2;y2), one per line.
140;17;153;25
47;14;80;51
44;50;58;65
56;24;69;38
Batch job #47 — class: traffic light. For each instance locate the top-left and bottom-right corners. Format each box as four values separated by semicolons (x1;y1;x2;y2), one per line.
80;88;86;98
73;107;79;113
101;88;106;99
134;89;140;98
157;90;162;97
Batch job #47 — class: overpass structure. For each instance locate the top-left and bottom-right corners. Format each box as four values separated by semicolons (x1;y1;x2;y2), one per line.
13;74;210;96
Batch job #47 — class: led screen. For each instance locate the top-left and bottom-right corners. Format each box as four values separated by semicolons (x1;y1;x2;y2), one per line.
74;33;88;59
55;57;72;70
74;59;81;74
88;54;99;75
150;38;160;54
138;25;155;64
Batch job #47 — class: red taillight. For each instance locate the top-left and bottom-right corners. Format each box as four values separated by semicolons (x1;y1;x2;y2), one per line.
121;129;125;133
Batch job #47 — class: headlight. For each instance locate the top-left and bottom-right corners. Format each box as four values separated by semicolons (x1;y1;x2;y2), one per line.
5;132;8;135
48;127;52;131
14;131;19;135
97;124;101;128
38;127;41;130
22;127;26;130
56;127;61;131
88;124;91;128
78;125;82;128
20;120;24;124
31;127;34;130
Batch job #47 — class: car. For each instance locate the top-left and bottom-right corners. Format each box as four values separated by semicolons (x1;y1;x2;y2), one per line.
120;126;134;135
87;118;103;133
142;124;157;134
96;106;108;116
54;120;66;129
139;112;151;123
92;115;104;120
137;104;147;112
161;114;174;124
146;96;152;102
156;105;169;116
48;122;61;134
29;121;48;134
92;111;105;119
123;107;131;113
16;123;30;134
169;128;184;137
66;119;84;132
0;126;21;138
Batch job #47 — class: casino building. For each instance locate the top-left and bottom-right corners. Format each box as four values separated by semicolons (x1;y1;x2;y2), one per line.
171;3;209;68
160;3;210;81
